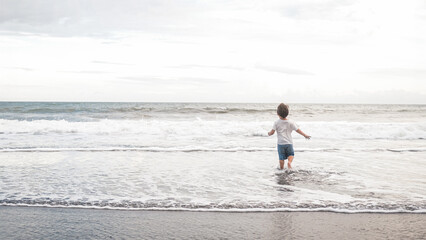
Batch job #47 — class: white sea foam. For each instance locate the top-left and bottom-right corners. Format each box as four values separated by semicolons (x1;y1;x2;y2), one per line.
1;119;425;139
0;147;425;153
1;203;425;214
0;150;425;213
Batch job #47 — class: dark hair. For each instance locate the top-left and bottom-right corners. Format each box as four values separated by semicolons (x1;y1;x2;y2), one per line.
277;103;289;118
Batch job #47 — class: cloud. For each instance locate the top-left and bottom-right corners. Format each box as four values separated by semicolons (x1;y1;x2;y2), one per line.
279;0;355;20
0;0;366;40
59;70;111;74
1;0;425;103
0;0;204;37
255;64;314;75
169;64;244;71
117;76;226;85
360;68;426;78
92;60;133;66
1;66;34;71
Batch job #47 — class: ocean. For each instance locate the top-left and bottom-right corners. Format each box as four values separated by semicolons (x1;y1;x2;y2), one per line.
0;102;425;213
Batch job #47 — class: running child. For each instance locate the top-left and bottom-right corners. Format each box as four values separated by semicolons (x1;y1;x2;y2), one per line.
268;103;310;170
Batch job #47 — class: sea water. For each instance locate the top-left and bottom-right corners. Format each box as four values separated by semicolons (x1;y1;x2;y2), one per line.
0;102;425;213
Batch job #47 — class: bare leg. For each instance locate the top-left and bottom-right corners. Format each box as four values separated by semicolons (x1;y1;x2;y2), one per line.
287;156;294;169
279;160;284;170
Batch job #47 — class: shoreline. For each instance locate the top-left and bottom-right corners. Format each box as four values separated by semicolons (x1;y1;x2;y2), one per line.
1;203;426;214
1;205;425;239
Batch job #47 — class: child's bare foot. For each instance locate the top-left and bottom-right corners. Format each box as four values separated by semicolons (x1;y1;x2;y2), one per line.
287;156;294;169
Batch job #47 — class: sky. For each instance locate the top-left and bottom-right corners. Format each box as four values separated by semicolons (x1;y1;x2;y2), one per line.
0;0;425;104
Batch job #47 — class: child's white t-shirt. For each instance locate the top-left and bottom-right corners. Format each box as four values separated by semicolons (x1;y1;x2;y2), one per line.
272;119;299;144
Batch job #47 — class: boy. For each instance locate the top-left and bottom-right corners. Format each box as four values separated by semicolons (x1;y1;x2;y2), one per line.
268;103;310;170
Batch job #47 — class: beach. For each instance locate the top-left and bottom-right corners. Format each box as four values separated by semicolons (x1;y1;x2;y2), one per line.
2;0;426;238
1;206;425;239
0;102;425;238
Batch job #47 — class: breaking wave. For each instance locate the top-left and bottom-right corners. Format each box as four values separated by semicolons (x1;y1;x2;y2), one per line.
1;147;425;153
0;119;425;140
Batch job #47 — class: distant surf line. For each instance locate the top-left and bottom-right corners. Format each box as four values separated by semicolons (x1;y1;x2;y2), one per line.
1;147;425;153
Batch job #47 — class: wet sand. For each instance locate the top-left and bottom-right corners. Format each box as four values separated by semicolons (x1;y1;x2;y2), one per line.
1;206;425;239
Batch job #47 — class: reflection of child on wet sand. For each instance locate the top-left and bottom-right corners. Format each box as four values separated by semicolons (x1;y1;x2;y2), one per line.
268;103;310;170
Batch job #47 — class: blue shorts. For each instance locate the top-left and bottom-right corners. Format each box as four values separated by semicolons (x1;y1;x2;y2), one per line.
277;144;294;160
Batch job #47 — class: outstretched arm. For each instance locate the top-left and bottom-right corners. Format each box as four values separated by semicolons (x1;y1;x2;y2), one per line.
268;129;275;136
296;129;311;139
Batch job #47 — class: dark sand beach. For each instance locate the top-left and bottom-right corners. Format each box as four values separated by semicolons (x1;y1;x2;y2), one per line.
1;206;425;239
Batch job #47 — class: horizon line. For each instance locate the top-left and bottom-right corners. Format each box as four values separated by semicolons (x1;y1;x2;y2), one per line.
0;101;425;105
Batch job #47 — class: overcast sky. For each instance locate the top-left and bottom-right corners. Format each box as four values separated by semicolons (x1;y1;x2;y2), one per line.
0;0;425;103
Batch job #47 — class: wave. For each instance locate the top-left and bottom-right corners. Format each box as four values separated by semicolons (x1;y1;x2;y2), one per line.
1;199;425;213
0;103;275;116
0;146;273;152
1;147;425;153
0;119;425;140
